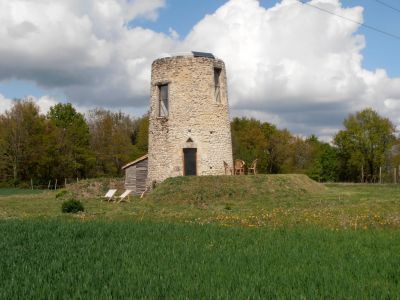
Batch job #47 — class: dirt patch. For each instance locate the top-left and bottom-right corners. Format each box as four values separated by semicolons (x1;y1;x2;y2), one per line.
63;178;124;199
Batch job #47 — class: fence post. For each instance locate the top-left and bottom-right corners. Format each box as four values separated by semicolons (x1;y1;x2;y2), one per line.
361;165;364;183
48;180;51;189
394;168;397;184
379;166;382;184
31;179;33;190
55;179;58;190
65;178;67;187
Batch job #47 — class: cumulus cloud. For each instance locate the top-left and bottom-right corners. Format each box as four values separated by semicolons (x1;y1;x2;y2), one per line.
183;0;400;137
0;0;171;107
0;94;58;114
0;94;13;114
1;0;400;138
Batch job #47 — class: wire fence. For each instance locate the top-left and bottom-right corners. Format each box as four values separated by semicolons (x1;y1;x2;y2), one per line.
29;178;84;190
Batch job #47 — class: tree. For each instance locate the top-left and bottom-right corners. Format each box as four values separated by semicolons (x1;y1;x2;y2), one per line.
262;125;292;174
46;103;93;179
307;141;338;182
0;99;46;183
334;108;395;182
231;117;268;172
131;114;149;159
87;109;135;176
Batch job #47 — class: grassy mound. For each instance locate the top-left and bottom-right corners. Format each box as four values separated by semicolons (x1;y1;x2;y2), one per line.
148;174;325;204
62;178;124;199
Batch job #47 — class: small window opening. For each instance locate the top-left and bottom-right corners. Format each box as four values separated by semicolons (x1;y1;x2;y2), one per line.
214;68;221;103
186;138;193;143
158;84;168;117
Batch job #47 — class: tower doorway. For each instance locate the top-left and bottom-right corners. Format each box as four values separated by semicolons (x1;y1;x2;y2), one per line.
183;148;197;176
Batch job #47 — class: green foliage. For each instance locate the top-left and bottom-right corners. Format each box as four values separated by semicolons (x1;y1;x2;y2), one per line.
0;99;46;182
46;103;93;179
1;99;398;185
87;109;136;176
334;108;396;181
0;220;399;298
307;142;339;182
61;199;84;213
231;117;268;172
55;189;68;199
231;118;329;176
131;115;149;159
0;100;148;184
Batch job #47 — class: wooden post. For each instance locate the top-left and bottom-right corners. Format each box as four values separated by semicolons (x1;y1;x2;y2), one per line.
48;180;51;189
65;178;67;187
379;166;382;184
361;165;364;183
394;168;397;184
31;179;33;190
55;179;58;190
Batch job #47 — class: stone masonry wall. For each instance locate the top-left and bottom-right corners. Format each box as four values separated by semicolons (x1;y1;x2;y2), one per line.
147;55;233;184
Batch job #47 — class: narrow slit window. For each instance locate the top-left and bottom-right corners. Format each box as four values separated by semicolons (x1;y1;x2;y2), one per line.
214;68;221;103
159;84;168;117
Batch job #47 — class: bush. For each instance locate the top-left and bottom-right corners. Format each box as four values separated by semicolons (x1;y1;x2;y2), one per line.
55;190;68;199
61;199;84;213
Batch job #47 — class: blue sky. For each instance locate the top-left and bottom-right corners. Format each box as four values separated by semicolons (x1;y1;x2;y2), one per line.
1;0;400;139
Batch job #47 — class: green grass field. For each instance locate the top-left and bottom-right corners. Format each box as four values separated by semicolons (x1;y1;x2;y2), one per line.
1;220;399;298
0;175;399;298
0;188;46;196
1;175;399;229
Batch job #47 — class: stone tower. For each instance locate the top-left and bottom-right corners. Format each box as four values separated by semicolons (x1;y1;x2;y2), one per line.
147;52;233;184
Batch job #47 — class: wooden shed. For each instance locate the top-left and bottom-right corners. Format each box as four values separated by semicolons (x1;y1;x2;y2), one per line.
122;154;148;195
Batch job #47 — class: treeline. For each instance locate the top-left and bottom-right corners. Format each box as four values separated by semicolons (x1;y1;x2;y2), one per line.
0;99;399;185
232;108;399;182
0;99;148;185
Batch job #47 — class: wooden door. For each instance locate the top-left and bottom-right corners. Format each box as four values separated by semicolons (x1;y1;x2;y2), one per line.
183;148;197;176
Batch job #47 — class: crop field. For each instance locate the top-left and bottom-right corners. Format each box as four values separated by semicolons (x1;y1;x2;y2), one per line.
0;175;399;298
0;220;399;298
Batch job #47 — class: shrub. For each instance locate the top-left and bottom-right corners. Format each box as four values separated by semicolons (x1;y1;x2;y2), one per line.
55;190;68;199
61;199;84;213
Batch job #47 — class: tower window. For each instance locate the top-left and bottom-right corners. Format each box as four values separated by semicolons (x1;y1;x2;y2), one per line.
214;68;221;103
158;84;168;117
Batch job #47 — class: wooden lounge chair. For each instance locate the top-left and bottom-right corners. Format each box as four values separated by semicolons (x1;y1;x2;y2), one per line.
117;190;132;203
234;159;245;175
103;189;117;202
223;161;233;175
248;159;258;175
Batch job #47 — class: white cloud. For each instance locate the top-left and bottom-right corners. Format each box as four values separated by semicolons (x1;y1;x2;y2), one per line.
183;0;400;137
0;0;170;108
0;94;59;114
34;96;59;114
1;0;400;138
0;94;13;114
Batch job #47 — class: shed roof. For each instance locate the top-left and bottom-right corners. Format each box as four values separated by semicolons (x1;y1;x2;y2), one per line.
121;154;148;170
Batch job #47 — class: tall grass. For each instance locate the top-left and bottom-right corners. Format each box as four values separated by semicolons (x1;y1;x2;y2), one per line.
0;220;399;298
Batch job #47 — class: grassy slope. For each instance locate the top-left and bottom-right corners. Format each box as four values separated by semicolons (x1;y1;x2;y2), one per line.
0;175;399;229
0;220;399;298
